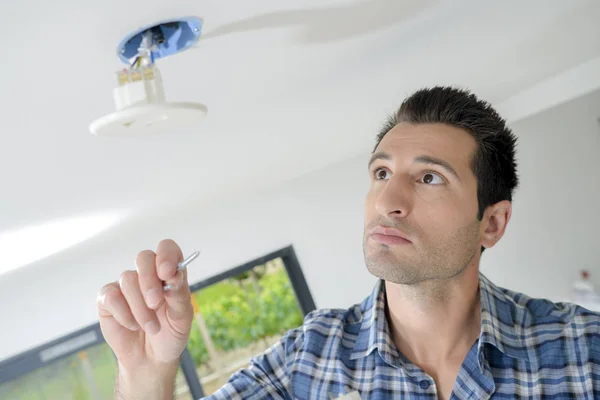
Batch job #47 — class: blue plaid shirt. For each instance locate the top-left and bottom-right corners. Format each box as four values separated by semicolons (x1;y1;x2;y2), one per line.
207;274;600;399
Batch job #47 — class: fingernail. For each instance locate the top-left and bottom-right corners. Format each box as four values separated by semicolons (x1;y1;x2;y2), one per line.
128;321;141;331
159;262;172;276
145;288;162;308
144;321;160;335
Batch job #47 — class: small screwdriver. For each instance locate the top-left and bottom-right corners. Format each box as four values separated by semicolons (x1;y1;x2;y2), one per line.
163;251;200;291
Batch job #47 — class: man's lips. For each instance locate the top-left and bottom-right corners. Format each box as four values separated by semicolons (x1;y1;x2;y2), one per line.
369;226;412;245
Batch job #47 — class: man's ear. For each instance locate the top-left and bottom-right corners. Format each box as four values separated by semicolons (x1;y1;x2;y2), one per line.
480;200;512;250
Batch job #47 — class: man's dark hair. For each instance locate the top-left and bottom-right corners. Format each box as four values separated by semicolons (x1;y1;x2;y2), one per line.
375;87;519;251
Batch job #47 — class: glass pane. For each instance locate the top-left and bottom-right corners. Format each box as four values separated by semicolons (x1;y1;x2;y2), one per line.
0;342;117;400
174;367;194;400
185;257;304;395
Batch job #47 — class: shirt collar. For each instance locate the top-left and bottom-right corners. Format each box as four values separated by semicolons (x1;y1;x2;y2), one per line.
478;272;531;362
350;273;532;364
350;279;401;365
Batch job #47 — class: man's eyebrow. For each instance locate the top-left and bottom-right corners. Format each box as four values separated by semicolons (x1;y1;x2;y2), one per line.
414;155;461;181
368;151;391;169
368;152;462;181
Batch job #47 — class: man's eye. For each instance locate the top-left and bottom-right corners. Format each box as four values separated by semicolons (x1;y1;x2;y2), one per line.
419;172;444;185
374;168;390;180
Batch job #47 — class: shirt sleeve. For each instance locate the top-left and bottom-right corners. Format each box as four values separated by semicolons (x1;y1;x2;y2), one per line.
202;327;304;400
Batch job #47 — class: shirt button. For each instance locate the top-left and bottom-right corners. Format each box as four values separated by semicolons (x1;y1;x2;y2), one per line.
419;380;430;389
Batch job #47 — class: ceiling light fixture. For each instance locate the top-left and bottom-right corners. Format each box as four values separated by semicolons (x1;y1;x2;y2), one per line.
89;17;207;136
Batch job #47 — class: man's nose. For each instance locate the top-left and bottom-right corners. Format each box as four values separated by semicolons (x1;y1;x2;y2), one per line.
375;178;412;218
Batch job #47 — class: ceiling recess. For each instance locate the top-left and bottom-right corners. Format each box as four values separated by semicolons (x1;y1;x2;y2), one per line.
89;17;207;137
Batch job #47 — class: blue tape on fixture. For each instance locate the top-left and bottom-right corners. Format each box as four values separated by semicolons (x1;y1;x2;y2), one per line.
117;16;203;64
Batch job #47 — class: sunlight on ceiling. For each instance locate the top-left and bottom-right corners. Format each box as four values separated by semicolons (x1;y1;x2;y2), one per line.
0;211;128;276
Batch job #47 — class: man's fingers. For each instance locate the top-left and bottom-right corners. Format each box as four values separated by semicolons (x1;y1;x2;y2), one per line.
97;282;140;331
119;270;161;335
163;269;194;329
156;239;184;281
136;250;164;309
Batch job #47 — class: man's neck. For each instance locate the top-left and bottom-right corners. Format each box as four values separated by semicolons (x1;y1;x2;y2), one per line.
384;261;481;366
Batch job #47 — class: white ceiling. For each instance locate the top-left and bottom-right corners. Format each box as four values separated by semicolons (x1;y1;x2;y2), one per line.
1;0;600;273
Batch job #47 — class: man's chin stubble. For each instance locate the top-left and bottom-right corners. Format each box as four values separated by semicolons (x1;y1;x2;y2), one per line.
363;246;422;285
364;245;477;287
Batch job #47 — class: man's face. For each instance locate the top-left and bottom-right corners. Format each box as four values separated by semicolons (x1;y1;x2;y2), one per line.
363;122;482;284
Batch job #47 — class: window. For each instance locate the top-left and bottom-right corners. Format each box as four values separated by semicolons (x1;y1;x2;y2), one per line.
183;256;305;396
0;339;116;400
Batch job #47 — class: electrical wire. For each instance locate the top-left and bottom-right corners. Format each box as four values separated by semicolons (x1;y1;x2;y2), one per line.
130;31;156;70
130;56;140;69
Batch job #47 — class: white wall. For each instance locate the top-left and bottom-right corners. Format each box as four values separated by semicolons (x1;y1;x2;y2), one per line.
1;89;599;362
481;88;600;298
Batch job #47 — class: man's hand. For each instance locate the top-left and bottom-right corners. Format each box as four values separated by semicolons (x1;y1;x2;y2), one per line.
97;239;194;400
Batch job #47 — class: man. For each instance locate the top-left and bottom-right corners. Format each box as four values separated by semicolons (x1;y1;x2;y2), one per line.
97;87;600;399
